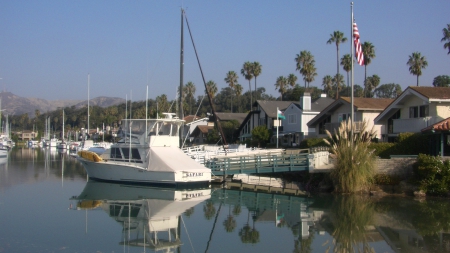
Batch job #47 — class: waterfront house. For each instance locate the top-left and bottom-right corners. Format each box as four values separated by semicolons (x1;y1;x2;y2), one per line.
374;86;450;142
189;112;247;144
307;97;393;140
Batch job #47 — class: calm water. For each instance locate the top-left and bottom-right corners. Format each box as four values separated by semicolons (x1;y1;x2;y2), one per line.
1;147;450;253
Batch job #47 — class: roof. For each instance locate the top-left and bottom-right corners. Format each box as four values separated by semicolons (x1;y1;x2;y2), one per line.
183;115;201;123
375;86;450;123
310;96;335;112
255;100;293;118
307;97;393;127
422;117;450;132
214;112;248;124
197;125;214;134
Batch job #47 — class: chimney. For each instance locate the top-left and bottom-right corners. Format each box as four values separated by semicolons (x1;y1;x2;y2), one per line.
301;93;311;111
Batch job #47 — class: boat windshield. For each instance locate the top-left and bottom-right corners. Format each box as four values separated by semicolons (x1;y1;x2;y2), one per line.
120;119;183;138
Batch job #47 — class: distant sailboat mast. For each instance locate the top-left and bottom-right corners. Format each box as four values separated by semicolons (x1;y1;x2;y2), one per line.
87;74;90;140
179;8;184;147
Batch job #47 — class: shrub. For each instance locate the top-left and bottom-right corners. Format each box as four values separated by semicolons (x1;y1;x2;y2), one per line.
413;154;450;196
373;174;401;185
369;142;396;158
325;119;377;193
299;137;329;149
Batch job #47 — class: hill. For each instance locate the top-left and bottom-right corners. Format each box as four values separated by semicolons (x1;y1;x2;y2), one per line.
0;92;125;117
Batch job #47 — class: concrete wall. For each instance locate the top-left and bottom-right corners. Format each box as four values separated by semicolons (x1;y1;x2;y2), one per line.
375;157;417;180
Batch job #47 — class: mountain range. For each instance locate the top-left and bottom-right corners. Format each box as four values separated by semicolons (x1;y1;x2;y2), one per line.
0;92;126;117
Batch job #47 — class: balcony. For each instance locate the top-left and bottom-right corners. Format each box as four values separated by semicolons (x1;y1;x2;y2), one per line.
392;116;439;133
324;121;364;134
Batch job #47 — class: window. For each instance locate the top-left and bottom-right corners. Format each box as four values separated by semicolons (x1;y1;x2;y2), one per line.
110;148;122;159
288;114;296;124
419;105;429;117
409;106;418;118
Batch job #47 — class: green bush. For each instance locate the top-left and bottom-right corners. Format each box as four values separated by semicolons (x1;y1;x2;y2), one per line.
413;154;450;196
299;137;329;149
369;142;396;158
373;174;401;185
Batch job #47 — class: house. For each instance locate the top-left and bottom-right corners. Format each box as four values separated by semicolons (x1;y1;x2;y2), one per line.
307;97;394;140
278;93;334;146
182;115;208;144
421;117;450;156
374;86;450;142
189;112;247;144
16;130;38;141
237;100;293;142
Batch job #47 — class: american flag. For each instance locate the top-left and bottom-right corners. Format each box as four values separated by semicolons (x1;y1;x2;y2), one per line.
353;22;364;66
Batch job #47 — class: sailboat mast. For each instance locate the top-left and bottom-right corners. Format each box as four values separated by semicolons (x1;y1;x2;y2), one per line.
87;74;90;140
179;8;185;147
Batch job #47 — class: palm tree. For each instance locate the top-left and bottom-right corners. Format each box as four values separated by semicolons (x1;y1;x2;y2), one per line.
407;52;428;86
224;71;238;113
332;74;345;98
205;80;218;98
287;74;297;88
362;41;376;87
442;24;450;54
252;62;262;100
322;75;333;98
241;62;254;110
183;81;196;115
327;31;347;76
340;54;352;95
303;61;317;88
295;50;314;87
275;76;287;101
234;84;243;113
364;74;380;97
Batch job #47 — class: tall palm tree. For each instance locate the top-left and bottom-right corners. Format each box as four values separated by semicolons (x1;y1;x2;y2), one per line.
340;54;352;95
252;62;262;100
241;62;254;110
287;74;297;88
234;84;243;113
327;31;347;76
362;41;376;86
332;74;345;98
183;81;196;115
442;24;450;54
224;71;238;113
275;76;287;101
205;80;218;98
407;52;428;86
322;75;333;98
295;50;314;87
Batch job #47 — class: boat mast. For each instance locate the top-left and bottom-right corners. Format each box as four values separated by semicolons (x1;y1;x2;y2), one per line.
87;74;90;141
179;8;185;147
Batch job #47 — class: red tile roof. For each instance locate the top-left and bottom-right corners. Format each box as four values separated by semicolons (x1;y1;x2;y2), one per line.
422;117;450;132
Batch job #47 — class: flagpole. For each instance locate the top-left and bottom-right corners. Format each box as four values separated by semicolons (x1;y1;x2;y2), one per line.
276;107;279;149
351;2;354;143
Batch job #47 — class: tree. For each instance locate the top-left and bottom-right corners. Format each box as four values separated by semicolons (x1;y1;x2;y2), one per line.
295;50;314;87
332;74;345;98
251;125;270;147
373;83;402;98
362;41;376;88
364;74;380;98
241;62;254;110
407;52;428;86
340;54;352;95
184;81;196;115
224;71;239;113
302;61;317;89
205;80;218;98
442;24;450;54
433;75;450;87
252;62;262;101
275;76;287;101
287;74;297;88
322;75;334;98
234;84;243;113
327;31;347;98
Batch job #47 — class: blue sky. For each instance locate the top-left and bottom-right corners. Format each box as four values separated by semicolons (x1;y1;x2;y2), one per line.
0;1;449;101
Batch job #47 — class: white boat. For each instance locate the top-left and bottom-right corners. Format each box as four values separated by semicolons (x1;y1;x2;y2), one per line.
72;181;210;251
77;113;211;187
0;145;8;157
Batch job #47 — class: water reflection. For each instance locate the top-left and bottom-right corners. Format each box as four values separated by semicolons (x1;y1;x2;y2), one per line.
72;181;211;251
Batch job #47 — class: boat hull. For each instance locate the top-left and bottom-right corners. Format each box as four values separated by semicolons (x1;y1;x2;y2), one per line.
77;158;211;187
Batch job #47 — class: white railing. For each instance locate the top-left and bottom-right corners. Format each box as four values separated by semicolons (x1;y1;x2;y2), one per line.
392;116;439;133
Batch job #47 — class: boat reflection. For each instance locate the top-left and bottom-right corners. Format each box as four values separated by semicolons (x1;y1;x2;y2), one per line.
72;181;211;251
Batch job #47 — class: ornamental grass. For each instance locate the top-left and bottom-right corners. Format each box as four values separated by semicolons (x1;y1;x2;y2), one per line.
324;119;377;193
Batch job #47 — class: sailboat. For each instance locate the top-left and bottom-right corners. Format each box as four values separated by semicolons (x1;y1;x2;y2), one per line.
76;10;211;187
57;110;67;150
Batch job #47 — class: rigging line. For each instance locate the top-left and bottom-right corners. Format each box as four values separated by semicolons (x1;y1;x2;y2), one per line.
181;94;206;148
183;10;228;152
181;215;196;253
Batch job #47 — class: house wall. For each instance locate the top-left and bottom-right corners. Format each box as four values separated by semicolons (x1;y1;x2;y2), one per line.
399;96;425;119
283;105;301;133
435;103;450;119
361;111;383;139
302;113;318;137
